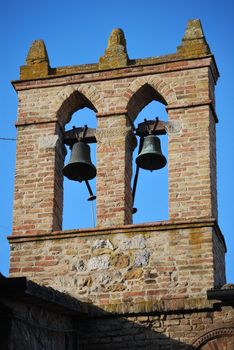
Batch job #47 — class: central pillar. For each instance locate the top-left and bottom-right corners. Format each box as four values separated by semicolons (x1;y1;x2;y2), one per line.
96;113;136;227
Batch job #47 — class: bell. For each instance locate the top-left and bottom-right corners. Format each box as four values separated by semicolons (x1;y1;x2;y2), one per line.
63;142;96;182
136;135;167;171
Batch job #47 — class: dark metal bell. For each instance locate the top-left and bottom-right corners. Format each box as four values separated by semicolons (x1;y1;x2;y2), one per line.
63;142;96;182
136;135;167;171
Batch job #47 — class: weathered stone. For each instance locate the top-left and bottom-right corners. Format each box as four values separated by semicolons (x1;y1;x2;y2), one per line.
92;239;114;250
120;236;146;250
92;239;115;256
80;276;92;288
99;28;129;69
97;273;112;286
111;253;130;269
166;121;182;135
26;39;50;65
177;19;211;58
134;250;150;267
38;135;59;149
125;268;143;280
106;282;126;292
72;260;86;272
20;40;51;79
87;255;110;271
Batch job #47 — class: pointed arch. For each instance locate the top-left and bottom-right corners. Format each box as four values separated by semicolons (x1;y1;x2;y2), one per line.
125;76;177;120
192;326;234;348
51;85;104;127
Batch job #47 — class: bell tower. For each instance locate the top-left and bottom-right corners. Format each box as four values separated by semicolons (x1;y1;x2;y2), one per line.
8;20;233;349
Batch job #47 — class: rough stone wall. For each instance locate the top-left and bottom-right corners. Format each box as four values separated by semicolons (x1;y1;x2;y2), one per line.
9;221;226;307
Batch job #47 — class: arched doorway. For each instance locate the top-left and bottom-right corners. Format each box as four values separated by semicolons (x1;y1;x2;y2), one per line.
192;327;234;349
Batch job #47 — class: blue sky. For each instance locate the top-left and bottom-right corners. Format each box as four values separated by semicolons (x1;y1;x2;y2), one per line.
0;0;233;281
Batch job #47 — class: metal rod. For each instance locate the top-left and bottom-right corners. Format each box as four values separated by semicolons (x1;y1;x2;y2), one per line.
84;180;96;227
132;165;139;214
85;180;96;201
132;137;144;214
81;125;88;140
152;117;159;133
91;200;95;228
144;118;150;133
0;137;17;141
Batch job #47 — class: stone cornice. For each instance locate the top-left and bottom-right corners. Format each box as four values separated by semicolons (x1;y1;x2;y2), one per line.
8;218;226;251
12;55;217;92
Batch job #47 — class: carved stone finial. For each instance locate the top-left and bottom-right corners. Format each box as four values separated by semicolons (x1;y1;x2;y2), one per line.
99;28;129;69
177;19;211;58
20;40;51;79
26;40;50;65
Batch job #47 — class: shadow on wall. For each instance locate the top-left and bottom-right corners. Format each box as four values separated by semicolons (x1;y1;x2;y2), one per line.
1;277;233;349
79;311;194;350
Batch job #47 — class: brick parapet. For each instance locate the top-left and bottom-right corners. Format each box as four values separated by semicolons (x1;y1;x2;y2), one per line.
13;56;218;92
8;218;225;243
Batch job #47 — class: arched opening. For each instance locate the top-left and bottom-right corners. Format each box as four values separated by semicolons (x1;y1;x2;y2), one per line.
127;84;168;223
58;91;96;230
63;107;97;230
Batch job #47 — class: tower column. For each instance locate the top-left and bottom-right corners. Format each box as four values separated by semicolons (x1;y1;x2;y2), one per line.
96;113;136;226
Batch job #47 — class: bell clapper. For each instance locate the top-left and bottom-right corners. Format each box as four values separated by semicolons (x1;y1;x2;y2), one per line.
85;180;96;201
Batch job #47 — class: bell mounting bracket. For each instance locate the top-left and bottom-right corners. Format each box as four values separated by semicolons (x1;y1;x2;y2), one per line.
63;118;167;147
63;125;97;148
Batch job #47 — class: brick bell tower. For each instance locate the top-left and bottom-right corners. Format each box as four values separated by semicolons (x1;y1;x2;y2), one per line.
7;20;234;349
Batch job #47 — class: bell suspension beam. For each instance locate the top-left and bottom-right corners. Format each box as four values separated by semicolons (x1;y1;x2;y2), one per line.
63;119;167;147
